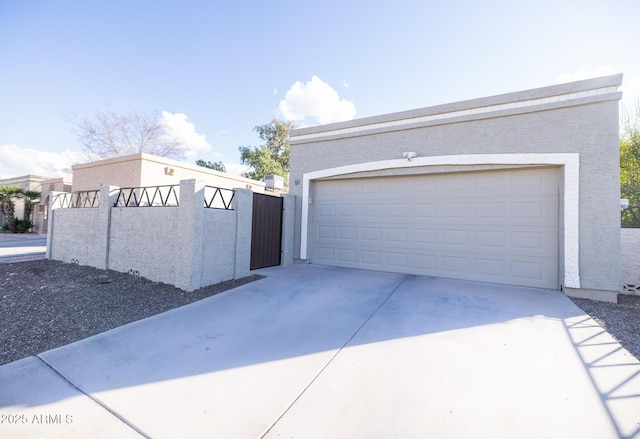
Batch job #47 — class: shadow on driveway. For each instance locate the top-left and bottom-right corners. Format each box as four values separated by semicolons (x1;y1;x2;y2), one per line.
1;265;639;438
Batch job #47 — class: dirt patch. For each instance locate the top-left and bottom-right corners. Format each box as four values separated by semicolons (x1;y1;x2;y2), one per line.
0;259;262;365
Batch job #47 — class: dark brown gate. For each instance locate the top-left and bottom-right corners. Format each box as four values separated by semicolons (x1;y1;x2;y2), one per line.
250;193;283;269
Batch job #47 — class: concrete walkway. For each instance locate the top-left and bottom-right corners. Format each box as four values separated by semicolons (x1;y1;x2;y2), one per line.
0;232;46;262
1;265;639;438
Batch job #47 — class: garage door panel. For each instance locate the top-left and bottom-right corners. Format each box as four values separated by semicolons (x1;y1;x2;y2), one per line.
362;204;383;217
317;204;336;217
316;226;557;258
475;230;508;249
362;227;382;241
311;168;559;289
316;247;334;261
475;201;505;219
317;225;335;239
339;205;357;217
361;249;382;264
415;203;439;218
413;253;438;270
338;248;357;263
414;228;438;244
476;257;505;276
387;203;411;217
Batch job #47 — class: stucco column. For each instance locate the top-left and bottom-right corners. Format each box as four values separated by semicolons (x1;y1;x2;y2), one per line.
280;194;295;266
100;185;120;270
46;191;64;260
175;179;205;291
233;188;253;279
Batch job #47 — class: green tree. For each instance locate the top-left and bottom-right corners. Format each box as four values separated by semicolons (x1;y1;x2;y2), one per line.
620;105;640;227
0;185;23;233
239;119;294;183
22;190;41;223
195;159;226;173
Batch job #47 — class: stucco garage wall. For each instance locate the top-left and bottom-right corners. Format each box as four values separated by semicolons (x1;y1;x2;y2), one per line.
49;208;102;267
108;207;180;286
289;75;622;297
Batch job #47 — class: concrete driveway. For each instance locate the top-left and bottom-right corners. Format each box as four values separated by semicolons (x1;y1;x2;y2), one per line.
0;233;46;262
1;265;639;438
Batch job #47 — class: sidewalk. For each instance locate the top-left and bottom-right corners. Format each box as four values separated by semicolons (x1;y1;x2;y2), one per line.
0;233;47;262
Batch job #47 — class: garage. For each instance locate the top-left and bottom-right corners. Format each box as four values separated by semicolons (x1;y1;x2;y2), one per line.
291;75;623;300
310;167;559;289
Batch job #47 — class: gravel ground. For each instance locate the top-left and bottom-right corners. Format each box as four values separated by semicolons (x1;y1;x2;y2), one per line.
0;259;262;366
1;259;639;366
569;295;640;361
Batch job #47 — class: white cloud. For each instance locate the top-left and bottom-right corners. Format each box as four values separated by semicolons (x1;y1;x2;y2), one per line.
278;76;356;125
224;163;252;177
160;111;212;158
0;144;84;179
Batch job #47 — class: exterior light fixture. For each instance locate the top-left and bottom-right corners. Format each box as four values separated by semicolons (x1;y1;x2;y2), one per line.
621;198;629;210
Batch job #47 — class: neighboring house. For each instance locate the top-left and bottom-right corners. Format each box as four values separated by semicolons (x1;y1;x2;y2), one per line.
38;178;73;233
289;74;623;302
0;174;54;234
70;152;267;193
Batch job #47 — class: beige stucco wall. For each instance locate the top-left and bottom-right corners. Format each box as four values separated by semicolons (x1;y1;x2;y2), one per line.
71;153;266;193
72;156;143;192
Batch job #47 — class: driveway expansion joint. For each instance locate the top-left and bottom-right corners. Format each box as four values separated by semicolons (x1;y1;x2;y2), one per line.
258;274;410;439
35;354;150;439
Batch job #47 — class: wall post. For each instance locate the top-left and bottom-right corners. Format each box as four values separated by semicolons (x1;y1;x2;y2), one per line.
175;179;204;291
233;188;253;279
280;194;295;266
46;191;64;260
100;185;119;270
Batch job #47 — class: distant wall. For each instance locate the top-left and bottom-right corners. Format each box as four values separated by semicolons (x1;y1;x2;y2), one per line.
72;152;266;193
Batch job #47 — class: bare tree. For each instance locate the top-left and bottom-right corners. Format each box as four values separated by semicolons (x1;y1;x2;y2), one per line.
72;110;185;159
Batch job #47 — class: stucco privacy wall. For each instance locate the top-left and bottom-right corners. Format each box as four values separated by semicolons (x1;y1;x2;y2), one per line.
108;207;180;286
47;207;102;267
289;74;623;299
47;180;293;290
71;152;266;193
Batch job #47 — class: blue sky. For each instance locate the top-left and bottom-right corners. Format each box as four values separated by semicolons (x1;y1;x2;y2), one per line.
1;0;639;178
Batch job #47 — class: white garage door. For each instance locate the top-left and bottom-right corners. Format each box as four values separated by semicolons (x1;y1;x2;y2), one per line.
310;167;559;289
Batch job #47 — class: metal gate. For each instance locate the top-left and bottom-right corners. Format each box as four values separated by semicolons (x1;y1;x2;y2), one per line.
250;193;283;269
